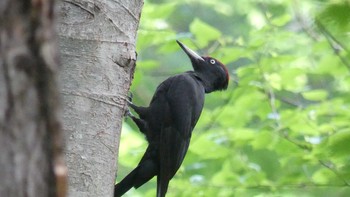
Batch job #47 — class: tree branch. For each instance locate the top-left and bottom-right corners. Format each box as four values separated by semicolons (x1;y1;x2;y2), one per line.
315;18;350;72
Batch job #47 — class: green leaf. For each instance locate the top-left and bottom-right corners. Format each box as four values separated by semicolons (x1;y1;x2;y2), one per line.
143;2;177;19
138;60;159;70
190;18;221;47
265;73;282;90
282;72;307;92
211;160;239;185
220;47;251;63
302;90;328;101
251;130;275;150
190;133;229;159
312;168;333;184
318;2;350;30
271;14;292;26
136;30;176;50
229;128;256;143
317;55;344;75
328;129;350;157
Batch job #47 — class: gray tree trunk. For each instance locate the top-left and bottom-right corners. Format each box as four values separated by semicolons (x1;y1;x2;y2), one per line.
57;0;143;196
0;1;66;197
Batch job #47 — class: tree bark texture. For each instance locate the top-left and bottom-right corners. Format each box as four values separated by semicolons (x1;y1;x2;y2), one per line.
57;0;143;196
0;1;66;197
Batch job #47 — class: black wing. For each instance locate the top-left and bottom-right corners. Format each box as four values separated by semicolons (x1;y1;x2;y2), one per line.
155;74;205;197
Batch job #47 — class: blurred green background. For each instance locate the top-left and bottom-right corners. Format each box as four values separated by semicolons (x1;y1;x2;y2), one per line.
116;0;350;196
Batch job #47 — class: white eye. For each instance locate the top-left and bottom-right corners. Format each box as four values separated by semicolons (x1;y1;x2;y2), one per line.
210;59;216;64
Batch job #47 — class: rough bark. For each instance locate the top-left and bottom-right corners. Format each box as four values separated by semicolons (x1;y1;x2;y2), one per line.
0;1;66;197
57;0;143;196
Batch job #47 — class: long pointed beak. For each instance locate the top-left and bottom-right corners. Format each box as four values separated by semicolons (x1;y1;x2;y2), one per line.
176;40;205;63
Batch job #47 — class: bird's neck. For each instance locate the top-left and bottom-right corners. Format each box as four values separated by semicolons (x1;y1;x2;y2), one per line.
187;71;215;93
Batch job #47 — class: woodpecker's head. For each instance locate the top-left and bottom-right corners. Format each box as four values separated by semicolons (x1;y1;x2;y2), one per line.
176;40;229;93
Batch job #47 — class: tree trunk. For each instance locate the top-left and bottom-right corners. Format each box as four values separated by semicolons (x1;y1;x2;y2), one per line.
57;0;143;196
0;1;66;197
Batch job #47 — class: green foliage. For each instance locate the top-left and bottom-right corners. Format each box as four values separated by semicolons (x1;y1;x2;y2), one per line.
117;0;350;196
190;18;222;47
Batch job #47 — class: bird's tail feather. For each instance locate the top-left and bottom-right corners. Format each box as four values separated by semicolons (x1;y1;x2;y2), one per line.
156;176;169;197
114;169;138;197
115;160;157;197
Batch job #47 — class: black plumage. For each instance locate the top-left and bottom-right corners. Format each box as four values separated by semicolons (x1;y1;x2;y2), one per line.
114;40;229;197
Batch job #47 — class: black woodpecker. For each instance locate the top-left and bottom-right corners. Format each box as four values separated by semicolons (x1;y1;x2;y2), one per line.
114;40;229;197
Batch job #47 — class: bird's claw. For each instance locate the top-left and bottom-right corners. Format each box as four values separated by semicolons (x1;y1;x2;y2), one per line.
124;92;136;120
124;107;134;120
127;92;133;104
124;92;132;119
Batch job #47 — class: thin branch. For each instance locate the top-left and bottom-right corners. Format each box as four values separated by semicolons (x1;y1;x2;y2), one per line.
292;0;319;41
319;160;350;186
255;59;313;151
255;59;281;129
257;2;279;28
315;18;350;54
315;18;350;71
275;94;302;108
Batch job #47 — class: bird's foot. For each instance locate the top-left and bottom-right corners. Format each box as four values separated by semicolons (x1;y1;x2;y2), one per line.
124;92;135;120
126;92;138;110
124;107;134;120
126;92;133;105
